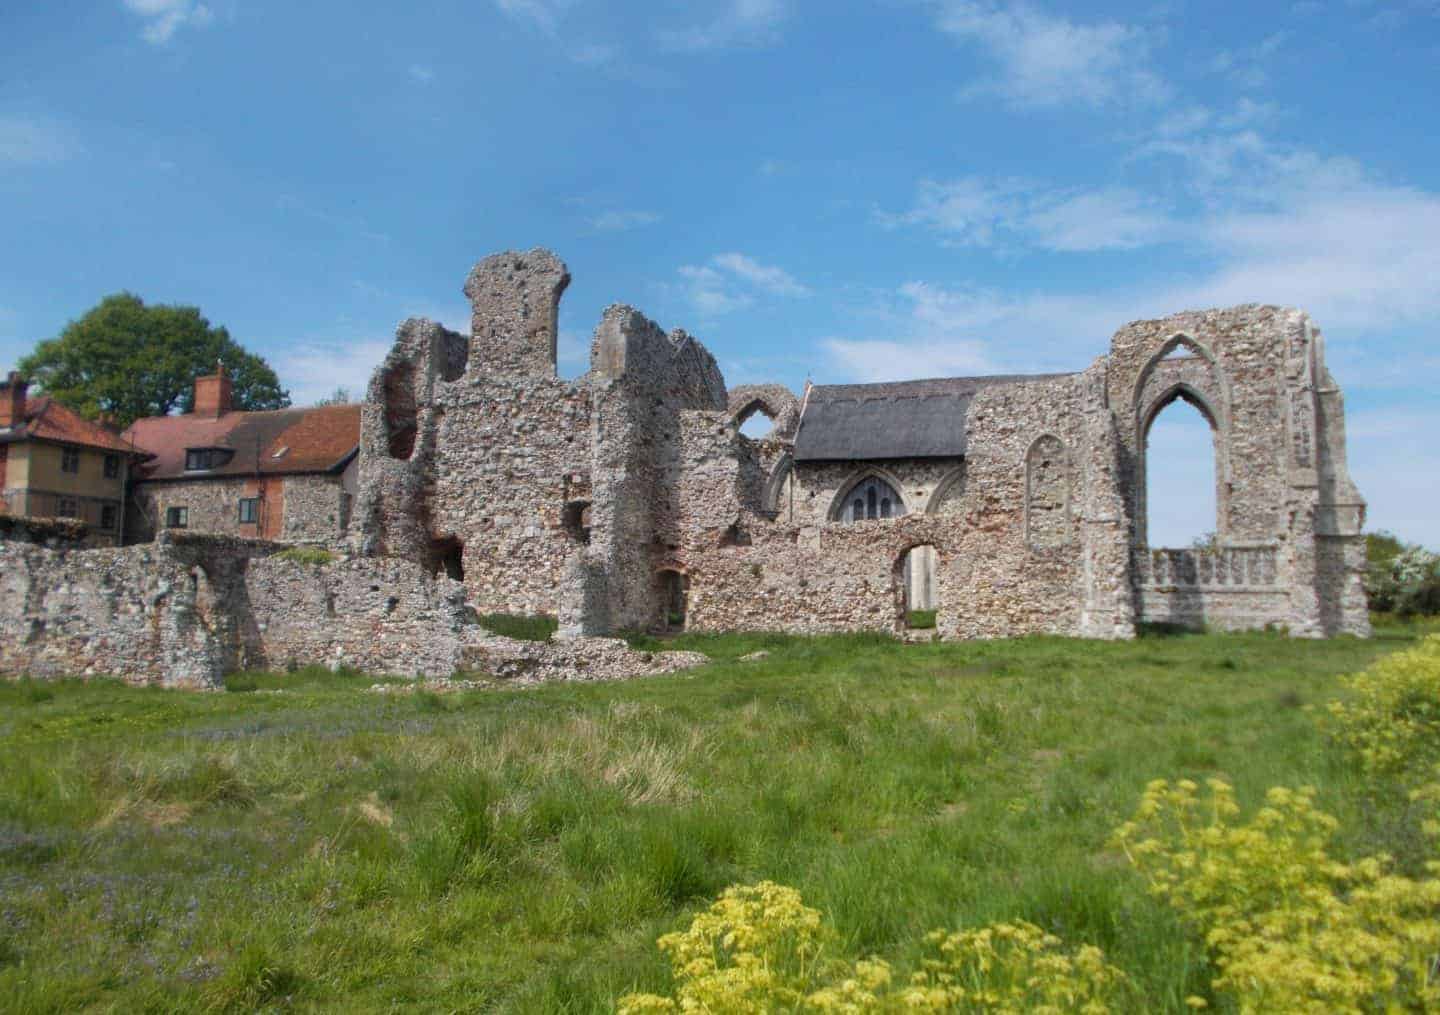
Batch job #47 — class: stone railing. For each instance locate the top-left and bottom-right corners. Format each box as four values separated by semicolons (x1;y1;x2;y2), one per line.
1135;544;1279;588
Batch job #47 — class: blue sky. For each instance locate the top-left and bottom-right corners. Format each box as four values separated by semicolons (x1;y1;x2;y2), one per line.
2;0;1437;547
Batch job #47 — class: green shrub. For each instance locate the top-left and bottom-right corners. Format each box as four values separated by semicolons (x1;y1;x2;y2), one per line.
274;546;336;566
1319;633;1440;777
477;613;558;642
1366;533;1440;616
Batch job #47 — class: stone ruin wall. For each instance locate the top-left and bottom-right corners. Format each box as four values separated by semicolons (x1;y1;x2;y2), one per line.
0;532;706;689
349;251;1367;644
1107;305;1369;637
0;250;1374;694
352;251;593;617
665;365;1134;641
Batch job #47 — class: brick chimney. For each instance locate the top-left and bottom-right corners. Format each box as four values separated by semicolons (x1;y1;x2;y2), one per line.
0;372;27;428
193;364;233;417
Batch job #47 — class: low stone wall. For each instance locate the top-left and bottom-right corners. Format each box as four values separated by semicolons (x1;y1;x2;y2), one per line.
0;534;709;690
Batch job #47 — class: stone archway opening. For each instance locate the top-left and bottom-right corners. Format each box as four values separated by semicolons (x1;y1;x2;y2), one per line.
896;544;939;631
656;569;689;632
1142;392;1220;549
736;401;777;440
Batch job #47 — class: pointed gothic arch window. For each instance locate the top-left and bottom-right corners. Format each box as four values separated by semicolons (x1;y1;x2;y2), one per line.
834;475;906;523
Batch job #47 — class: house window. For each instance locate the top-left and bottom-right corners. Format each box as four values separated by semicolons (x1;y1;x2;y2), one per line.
57;496;78;518
61;447;80;473
165;506;189;528
103;454;120;479
185;447;233;471
100;504;118;531
238;497;259;524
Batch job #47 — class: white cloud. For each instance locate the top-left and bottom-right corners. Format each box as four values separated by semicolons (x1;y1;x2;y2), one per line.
678;265;755;316
1207;31;1289;89
493;0;573;35
882;177;1174;251
0;115;81;167
658;0;788;51
676;253;808;317
930;1;1169;109
711;252;809;296
275;338;392;407
588;209;660;231
122;0;214;44
408;64;435;83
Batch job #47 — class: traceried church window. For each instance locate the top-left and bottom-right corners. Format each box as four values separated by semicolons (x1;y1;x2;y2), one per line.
836;476;906;523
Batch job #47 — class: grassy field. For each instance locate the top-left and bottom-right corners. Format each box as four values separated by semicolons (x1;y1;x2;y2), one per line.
1;620;1435;1012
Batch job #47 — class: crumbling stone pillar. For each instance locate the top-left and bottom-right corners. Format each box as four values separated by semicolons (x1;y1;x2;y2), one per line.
463;248;570;379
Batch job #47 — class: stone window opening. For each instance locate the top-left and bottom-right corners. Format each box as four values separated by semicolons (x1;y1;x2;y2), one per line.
1141;390;1221;550
656;569;689;632
896;544;939;630
165;506;188;529
103;454;120;479
831;475;906;523
562;500;592;544
736;401;777;440
60;447;80;473
718;522;752;547
429;536;465;581
382;362;418;460
238;497;260;524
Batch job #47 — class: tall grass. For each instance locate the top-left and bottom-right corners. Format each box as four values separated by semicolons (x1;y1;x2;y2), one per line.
0;621;1430;1011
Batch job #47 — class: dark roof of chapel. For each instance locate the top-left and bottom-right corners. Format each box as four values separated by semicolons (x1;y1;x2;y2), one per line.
792;374;1071;462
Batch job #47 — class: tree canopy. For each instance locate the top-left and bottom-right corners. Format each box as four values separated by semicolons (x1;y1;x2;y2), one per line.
18;293;290;429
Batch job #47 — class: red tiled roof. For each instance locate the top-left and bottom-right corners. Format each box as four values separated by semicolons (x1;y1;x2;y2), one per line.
0;396;144;454
123;403;361;481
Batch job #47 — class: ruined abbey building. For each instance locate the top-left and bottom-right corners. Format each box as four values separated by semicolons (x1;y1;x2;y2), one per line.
0;247;1370;689
356;247;1368;642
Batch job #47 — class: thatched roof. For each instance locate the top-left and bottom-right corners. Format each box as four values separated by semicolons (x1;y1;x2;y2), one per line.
792;374;1069;462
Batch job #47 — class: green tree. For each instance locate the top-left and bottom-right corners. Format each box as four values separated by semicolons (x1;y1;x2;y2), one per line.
18;292;289;428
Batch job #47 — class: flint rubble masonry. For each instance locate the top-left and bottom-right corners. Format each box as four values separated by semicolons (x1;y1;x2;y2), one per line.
1;249;1370;688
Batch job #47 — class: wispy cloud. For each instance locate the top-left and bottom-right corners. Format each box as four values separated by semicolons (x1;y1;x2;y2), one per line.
0;115;82;167
1207;31;1289;88
658;0;788;52
493;0;572;35
122;0;214;45
676;252;808;317
930;0;1169;109
275;338;393;407
588;209;660;231
881;177;1175;251
711;252;809;296
408;64;436;83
